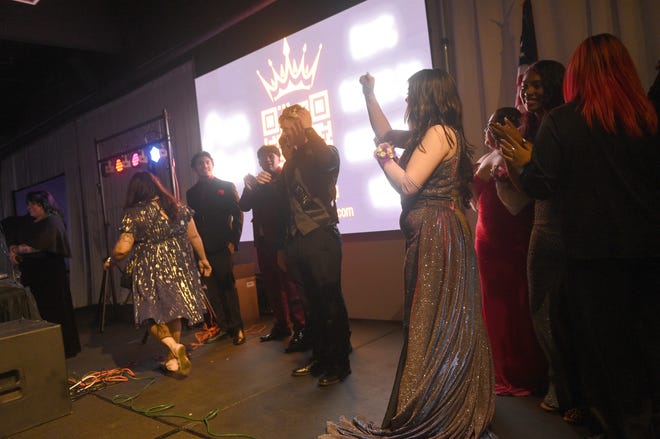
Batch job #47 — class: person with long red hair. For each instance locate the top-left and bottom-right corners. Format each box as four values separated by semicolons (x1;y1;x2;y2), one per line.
500;33;659;438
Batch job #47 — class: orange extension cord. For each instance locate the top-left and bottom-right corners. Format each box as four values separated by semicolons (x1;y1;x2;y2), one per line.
190;322;267;349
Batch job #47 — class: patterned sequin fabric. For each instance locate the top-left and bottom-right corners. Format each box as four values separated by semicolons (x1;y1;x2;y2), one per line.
120;200;206;327
323;135;496;438
528;198;565;408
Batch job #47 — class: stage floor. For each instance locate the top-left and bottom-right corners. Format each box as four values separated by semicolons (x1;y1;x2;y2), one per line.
6;306;584;439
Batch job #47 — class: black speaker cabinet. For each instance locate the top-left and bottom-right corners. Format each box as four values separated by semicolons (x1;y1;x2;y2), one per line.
0;319;71;437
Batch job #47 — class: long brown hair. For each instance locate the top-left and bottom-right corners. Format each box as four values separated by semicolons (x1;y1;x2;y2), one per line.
124;171;179;221
405;68;472;207
563;33;657;138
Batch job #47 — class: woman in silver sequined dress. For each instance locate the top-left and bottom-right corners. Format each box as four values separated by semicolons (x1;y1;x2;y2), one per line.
104;171;212;376
323;70;495;438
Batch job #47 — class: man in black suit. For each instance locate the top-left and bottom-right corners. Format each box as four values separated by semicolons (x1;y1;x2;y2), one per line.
277;105;351;386
186;151;245;345
239;145;308;352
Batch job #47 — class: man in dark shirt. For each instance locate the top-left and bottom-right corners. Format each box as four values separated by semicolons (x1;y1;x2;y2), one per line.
277;104;351;387
186;151;245;345
239;145;307;352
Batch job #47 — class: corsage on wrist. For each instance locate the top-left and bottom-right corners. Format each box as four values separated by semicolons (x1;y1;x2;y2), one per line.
374;142;398;167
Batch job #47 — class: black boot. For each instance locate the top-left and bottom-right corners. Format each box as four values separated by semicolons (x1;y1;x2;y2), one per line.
285;329;311;353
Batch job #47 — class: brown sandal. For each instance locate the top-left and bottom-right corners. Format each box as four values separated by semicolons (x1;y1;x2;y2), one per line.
563;408;585;425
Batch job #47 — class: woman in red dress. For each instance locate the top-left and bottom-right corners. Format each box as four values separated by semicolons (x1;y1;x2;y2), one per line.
473;107;546;396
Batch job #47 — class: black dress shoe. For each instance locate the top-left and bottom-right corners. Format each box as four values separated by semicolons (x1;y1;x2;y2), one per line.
205;329;229;344
291;359;324;377
260;327;291;342
285;329;311;353
232;329;246;345
317;367;351;387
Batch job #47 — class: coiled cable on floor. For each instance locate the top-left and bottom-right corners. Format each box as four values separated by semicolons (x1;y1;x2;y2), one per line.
190;322;269;349
110;370;258;439
68;368;135;400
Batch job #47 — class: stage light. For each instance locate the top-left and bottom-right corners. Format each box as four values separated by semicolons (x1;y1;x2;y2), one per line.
131;152;140;167
115;158;125;173
149;145;161;163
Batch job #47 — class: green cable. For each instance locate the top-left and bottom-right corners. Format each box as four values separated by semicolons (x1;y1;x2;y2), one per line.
111;373;258;439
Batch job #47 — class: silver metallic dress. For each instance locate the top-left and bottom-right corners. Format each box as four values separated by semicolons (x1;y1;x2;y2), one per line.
120;201;206;327
323;137;495;438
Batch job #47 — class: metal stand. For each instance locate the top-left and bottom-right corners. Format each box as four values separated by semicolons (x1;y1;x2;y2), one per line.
94;109;173;333
96;268;118;333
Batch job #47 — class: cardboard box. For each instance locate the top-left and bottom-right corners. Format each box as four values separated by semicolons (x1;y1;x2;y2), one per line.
234;263;259;325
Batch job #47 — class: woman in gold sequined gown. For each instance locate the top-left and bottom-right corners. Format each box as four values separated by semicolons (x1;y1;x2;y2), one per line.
322;70;495;438
104;171;212;376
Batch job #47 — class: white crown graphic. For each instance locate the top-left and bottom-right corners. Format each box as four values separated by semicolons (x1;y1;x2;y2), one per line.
257;38;323;103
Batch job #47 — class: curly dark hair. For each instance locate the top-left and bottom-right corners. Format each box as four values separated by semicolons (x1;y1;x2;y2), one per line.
491;107;522;127
124;171;180;222
405;68;473;208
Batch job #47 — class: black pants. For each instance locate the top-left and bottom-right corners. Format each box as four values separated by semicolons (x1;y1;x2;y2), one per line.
286;225;351;372
203;248;243;332
563;257;660;438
